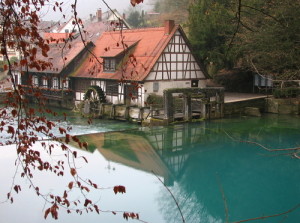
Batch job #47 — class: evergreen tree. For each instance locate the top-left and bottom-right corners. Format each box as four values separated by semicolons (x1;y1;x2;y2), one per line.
188;0;236;75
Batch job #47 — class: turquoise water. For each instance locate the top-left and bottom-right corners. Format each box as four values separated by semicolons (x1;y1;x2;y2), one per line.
0;114;300;222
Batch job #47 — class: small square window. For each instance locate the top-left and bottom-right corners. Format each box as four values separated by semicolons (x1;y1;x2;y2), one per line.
104;58;116;72
191;80;198;87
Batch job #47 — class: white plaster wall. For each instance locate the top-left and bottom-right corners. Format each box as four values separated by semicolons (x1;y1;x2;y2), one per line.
143;79;207;102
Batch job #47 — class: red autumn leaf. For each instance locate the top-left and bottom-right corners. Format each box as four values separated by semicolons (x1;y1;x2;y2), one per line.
61;144;68;150
44;208;51;219
70;168;76;176
59;127;66;134
84;199;92;207
81;186;90;192
65;134;70;144
82;142;88;150
68;181;74;190
7;126;15;136
63;190;68;199
72;135;79;142
94;205;100;214
113;185;126;194
13;185;21;193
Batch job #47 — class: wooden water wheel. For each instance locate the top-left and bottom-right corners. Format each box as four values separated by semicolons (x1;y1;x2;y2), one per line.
83;86;107;115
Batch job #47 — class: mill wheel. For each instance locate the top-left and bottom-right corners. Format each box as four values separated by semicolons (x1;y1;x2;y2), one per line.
83;86;107;114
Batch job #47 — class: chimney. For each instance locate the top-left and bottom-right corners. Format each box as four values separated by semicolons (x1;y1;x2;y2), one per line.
164;20;175;35
123;13;126;19
96;8;102;22
90;14;93;21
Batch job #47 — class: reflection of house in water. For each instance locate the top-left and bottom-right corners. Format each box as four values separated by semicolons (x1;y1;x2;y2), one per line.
74;124;208;186
143;124;207;183
100;132;171;182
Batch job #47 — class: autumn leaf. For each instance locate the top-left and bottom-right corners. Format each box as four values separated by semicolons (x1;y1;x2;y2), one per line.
68;181;74;190
70;168;76;176
44;208;51;219
58;127;66;134
82;142;88;150
84;199;92;207
113;185;126;194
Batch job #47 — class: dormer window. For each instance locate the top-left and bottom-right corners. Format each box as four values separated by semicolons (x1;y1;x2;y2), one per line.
103;58;116;72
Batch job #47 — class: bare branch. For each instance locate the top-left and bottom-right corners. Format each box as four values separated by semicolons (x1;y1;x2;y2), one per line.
152;170;186;223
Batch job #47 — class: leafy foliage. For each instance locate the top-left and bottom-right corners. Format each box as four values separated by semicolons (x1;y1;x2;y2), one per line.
188;0;300;80
188;0;236;75
234;0;300;80
126;10;145;28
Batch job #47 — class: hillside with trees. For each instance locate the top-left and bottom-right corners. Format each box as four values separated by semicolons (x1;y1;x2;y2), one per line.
150;0;300;84
190;0;300;80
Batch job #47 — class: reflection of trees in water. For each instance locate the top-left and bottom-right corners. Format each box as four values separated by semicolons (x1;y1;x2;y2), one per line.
156;182;223;223
146;114;300;222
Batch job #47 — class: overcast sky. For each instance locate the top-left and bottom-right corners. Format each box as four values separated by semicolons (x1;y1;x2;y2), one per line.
40;0;153;21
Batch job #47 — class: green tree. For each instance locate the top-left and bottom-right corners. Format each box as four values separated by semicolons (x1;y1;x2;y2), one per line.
127;10;143;27
188;0;236;75
234;0;300;80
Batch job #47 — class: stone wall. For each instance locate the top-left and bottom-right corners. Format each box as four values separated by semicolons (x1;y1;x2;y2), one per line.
225;97;300;116
224;98;266;116
266;98;300;115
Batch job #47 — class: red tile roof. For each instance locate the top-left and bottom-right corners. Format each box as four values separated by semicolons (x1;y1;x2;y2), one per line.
70;25;179;81
28;22;108;74
27;36;87;74
101;40;138;57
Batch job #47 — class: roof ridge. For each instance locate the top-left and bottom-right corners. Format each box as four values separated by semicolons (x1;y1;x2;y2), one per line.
104;26;165;35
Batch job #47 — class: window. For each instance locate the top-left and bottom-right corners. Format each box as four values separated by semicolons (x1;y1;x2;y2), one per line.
191;80;198;87
52;77;59;89
62;78;69;89
33;75;39;86
103;58;116;72
106;81;118;96
42;77;48;88
153;82;159;92
13;74;19;85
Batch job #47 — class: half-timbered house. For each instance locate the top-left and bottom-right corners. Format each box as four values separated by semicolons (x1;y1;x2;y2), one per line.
21;8;130;108
20;34;95;108
70;20;209;107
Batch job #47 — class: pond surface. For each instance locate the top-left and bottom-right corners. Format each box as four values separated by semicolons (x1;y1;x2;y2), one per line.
0;114;300;223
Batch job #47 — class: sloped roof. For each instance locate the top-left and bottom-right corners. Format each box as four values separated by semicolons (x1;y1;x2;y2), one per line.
27;35;88;74
70;25;181;81
29;22;108;74
101;40;138;57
